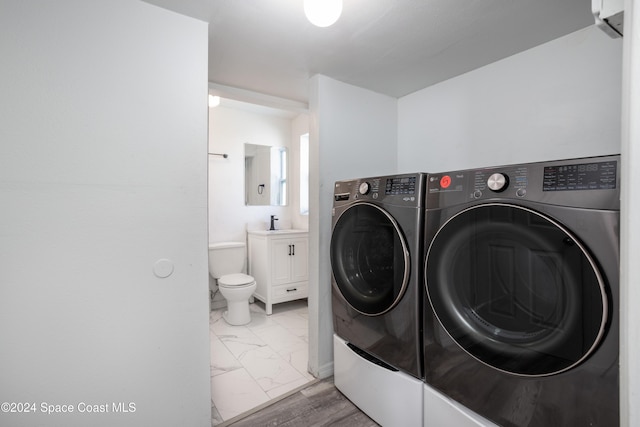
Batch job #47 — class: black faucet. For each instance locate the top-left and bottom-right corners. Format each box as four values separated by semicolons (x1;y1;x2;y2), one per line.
269;215;278;231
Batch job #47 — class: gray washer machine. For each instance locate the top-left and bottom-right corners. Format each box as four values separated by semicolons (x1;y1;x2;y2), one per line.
331;172;426;379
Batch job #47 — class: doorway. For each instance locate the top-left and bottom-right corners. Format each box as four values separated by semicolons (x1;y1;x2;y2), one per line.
207;95;312;424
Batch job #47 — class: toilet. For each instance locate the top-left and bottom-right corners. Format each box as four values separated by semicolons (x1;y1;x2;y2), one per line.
208;242;257;326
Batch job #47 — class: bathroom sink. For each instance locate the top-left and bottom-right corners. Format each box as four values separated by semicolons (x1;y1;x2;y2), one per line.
248;229;308;235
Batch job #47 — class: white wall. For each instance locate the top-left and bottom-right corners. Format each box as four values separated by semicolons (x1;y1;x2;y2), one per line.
308;75;398;377
398;26;623;172
0;2;210;426
208;106;308;244
621;1;640;426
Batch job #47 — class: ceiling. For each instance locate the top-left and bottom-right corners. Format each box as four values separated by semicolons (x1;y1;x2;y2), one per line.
143;0;595;105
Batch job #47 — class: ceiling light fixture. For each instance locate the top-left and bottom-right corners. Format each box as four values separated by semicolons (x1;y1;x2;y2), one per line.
208;94;221;108
304;0;342;27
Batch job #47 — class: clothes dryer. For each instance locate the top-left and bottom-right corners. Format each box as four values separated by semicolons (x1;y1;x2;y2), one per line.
423;155;620;426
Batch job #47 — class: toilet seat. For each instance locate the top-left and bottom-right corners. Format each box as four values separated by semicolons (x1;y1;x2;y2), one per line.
218;273;256;288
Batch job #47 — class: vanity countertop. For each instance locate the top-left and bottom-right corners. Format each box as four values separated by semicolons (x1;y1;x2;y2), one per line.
247;229;308;236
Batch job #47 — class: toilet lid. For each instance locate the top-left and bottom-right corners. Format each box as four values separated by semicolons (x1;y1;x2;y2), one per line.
219;273;255;287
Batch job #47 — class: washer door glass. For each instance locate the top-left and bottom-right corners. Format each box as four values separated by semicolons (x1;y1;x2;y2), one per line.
426;204;608;377
331;203;409;316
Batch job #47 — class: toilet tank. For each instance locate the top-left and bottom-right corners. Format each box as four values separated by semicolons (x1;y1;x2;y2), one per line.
208;242;246;278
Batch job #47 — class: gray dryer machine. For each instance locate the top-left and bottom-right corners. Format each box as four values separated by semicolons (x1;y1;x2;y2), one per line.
423;155;620;426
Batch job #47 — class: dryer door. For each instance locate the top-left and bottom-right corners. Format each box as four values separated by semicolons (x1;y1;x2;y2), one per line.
331;202;409;316
425;203;608;377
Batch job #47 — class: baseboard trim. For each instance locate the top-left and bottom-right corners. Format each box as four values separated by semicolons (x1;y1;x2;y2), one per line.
316;361;334;379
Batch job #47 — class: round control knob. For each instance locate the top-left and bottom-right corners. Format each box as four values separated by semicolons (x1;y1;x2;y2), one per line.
487;173;509;192
358;182;371;195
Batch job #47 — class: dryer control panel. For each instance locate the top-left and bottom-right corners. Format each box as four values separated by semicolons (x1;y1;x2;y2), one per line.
426;155;620;210
542;161;617;191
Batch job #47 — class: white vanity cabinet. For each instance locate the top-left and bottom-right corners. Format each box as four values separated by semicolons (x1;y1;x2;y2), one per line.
247;230;309;315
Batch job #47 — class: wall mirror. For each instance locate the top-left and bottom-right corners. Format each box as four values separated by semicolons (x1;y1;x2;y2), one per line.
245;143;287;206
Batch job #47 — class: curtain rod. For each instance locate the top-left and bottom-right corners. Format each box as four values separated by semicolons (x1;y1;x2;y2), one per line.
208;152;228;158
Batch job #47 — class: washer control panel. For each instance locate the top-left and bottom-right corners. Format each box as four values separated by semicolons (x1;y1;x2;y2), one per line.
385;176;417;195
334;174;425;207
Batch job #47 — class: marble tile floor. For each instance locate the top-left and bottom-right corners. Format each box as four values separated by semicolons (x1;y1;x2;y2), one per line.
210;299;315;426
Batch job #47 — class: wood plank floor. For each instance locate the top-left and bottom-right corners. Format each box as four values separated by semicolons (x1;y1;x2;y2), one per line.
225;378;380;427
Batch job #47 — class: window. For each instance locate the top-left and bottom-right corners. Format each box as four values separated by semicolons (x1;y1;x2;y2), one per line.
299;133;309;215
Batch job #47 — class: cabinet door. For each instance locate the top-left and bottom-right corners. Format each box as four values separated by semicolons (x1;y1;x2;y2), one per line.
272;239;293;285
290;237;308;283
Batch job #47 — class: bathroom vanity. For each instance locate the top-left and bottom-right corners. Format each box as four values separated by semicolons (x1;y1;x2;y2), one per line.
247;230;309;315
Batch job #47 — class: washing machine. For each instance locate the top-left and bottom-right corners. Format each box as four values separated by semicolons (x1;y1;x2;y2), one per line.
423;155;620;427
331;173;426;426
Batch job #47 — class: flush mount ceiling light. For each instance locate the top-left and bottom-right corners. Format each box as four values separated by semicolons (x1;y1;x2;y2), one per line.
208;94;221;108
304;0;342;27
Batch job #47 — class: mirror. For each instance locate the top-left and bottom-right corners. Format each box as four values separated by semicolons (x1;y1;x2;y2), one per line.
245;143;287;206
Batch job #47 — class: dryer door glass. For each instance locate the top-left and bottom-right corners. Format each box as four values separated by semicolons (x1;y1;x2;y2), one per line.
425;203;608;377
331;203;409;315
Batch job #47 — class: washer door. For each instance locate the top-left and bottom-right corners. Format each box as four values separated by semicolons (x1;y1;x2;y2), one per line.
331;203;410;316
426;203;608;377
